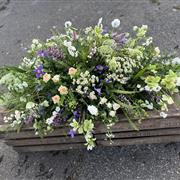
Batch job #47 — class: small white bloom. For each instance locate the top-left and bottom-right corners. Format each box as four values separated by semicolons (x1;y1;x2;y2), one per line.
89;91;97;100
109;111;116;117
97;17;103;27
145;86;150;91
26;102;35;109
52;75;60;83
153;85;161;92
111;19;121;28
64;21;72;28
46;117;54;125
172;57;180;65
15;110;21;120
41;100;49;107
87;105;98;116
55;107;60;112
133;26;138;31
137;84;141;88
113;102;120;111
107;102;112;109
160;112;168;119
99;97;107;105
32;39;39;44
154;47;160;56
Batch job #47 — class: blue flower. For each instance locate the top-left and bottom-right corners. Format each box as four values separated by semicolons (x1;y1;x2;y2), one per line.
94;87;102;96
73;110;80;120
106;78;113;84
37;50;48;58
95;65;109;74
68;129;76;138
33;65;45;79
113;33;127;46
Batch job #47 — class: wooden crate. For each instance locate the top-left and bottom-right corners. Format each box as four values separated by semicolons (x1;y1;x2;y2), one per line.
0;109;180;152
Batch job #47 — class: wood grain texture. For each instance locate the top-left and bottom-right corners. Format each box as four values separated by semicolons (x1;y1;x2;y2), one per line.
0;109;180;152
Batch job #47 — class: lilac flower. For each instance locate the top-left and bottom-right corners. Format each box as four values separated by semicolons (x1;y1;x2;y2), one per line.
95;65;109;74
37;50;48;58
73;110;80;120
33;65;45;78
68;129;76;138
94;87;102;96
72;31;78;40
47;46;64;60
113;33;127;46
25;115;34;125
52;116;61;126
102;28;108;35
106;78;113;83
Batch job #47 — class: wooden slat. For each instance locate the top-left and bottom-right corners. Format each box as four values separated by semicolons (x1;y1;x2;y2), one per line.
5;128;180;147
4;115;180;140
98;135;180;146
13;134;180;152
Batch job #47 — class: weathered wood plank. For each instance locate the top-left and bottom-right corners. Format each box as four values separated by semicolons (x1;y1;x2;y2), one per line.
98;135;180;146
4;115;180;140
6;128;180;147
13;134;180;152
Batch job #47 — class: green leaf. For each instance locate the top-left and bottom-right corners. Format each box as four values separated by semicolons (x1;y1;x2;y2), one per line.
111;89;138;94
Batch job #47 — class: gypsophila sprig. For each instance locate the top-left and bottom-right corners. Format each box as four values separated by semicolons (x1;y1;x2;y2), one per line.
0;18;180;150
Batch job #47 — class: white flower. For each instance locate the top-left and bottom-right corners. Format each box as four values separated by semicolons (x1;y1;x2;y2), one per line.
14;110;21;120
26;102;35;109
109;111;116;117
160;112;167;119
99;97;107;105
52;75;60;83
97;17;103;27
176;77;180;86
154;47;160;56
113;102;120;111
172;57;180;65
111;19;121;28
107;102;112;109
89;91;97;100
153;85;161;92
55;107;60;112
133;26;138;31
65;21;72;28
41;100;49;107
46;117;54;125
87;105;98;116
32;39;39;44
63;40;72;47
145;86;151;91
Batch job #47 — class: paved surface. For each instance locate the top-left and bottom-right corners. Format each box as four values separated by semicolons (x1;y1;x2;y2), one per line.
0;0;180;179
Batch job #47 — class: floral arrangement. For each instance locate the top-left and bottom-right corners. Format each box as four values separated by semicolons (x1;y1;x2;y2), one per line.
0;18;180;150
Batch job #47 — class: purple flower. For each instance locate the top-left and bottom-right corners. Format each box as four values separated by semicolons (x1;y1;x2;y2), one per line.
73;110;80;120
106;78;113;84
47;46;64;60
68;129;76;138
113;33;127;46
37;50;48;58
33;65;45;78
52;116;61;126
102;28;108;35
94;87;102;96
95;65;109;74
25;115;34;125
